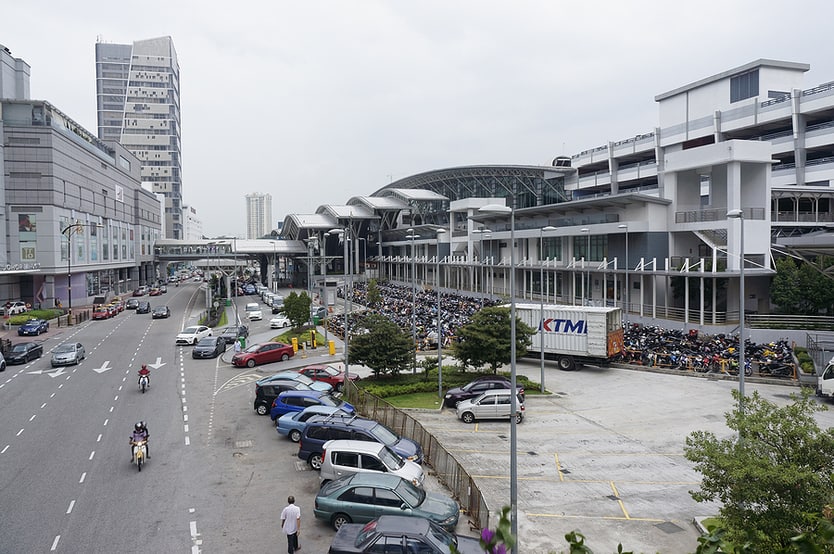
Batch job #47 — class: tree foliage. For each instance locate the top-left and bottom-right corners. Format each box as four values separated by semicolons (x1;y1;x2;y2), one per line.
348;313;413;376
451;306;534;373
684;388;834;551
282;291;312;329
366;279;382;308
770;257;834;315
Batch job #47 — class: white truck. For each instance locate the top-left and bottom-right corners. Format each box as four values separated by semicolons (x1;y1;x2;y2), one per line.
817;358;834;398
513;303;624;370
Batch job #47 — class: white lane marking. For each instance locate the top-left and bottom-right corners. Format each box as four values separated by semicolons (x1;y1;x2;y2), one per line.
184;436;190;446
89;451;95;461
184;424;189;433
114;395;119;401
50;535;60;551
40;403;47;409
16;429;23;436
51;392;56;398
97;434;102;442
109;406;114;413
79;472;86;483
1;445;9;453
29;414;36;422
104;418;109;426
183;415;188;422
66;500;75;514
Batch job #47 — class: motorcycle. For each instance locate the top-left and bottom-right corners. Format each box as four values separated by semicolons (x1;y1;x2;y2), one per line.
131;439;147;471
139;374;149;393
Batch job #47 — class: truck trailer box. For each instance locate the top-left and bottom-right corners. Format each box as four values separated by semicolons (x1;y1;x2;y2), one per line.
513;303;624;370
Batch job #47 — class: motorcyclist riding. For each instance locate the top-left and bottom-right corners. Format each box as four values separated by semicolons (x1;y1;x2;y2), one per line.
130;421;150;461
138;364;151;387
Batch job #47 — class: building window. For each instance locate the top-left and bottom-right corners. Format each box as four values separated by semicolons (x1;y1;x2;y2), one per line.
730;69;759;103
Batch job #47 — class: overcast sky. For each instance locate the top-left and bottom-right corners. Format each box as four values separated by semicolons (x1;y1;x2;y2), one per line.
3;1;832;237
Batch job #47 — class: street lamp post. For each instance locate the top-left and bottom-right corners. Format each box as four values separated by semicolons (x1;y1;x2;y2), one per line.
435;229;446;399
539;226;557;393
478;203;518;551
727;209;746;419
323;232;330;346
580;228;590;305
406;229;420;373
358;237;367;282
618;224;629;313
473;228;491;308
61;220;103;324
331;228;350;382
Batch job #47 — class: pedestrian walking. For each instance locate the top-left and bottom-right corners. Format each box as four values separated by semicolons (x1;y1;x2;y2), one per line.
234;339;242;354
280;495;301;553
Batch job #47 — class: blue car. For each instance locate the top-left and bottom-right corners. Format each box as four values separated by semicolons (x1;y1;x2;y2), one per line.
18;318;49;336
269;390;355;422
276;405;352;442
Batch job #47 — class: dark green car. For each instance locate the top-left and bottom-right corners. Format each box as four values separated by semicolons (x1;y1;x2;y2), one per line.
313;472;459;531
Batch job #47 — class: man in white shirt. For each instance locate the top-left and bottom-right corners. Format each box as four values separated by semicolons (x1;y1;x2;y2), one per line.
280;495;301;553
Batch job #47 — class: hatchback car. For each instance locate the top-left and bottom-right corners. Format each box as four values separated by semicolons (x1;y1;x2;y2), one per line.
218;324;248;345
18;318;49;336
176;325;212;345
276;405;351;442
7;342;44;364
258;370;332;392
93;306;111;319
269;315;290;329
269;390;354;421
297;364;360;392
135;301;151;314
253;380;317;415
231;342;294;368
244;302;262;321
319;439;425;487
443;375;524;408
152;305;171;319
328;515;484;554
455;388;525;424
192;336;227;359
51;342;86;367
313;472;460;531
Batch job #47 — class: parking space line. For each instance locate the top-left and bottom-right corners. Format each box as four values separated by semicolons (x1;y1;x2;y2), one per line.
555;451;564;481
610;481;630;519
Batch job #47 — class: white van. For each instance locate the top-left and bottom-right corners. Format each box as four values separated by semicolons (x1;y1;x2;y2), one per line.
319;439;425;486
245;302;263;321
456;389;525;424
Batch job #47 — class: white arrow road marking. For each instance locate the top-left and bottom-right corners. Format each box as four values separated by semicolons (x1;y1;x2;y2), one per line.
93;361;112;374
48;368;66;378
148;357;166;370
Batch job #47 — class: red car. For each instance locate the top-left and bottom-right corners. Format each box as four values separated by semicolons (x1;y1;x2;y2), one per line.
92;306;111;320
296;364;360;392
231;342;295;368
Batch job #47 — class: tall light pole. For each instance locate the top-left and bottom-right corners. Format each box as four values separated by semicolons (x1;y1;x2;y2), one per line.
478;203;518;551
322;232;329;346
539;226;557;393
61;220;103;323
618;224;629;313
358;237;367;282
435;229;446;399
331;227;350;382
727;209;746;419
473;228;491;307
580;228;589;304
406;229;420;373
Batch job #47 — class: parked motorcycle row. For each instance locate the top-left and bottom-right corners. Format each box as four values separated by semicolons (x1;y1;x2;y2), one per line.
620;324;796;378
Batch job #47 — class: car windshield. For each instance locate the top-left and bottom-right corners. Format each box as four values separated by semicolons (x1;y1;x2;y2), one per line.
322;366;340;377
54;344;76;353
379;445;405;470
196;338;215;346
182;327;200;334
368;423;399;445
393;477;425;507
243;344;262;353
12;344;29;352
245;304;259;311
318;395;343;408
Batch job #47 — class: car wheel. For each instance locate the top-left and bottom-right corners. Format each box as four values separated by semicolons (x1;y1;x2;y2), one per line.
331;513;351;530
255;404;269;416
246;359;256;368
289;429;302;442
515;413;524;424
334;383;343;393
281;353;289;361
192;338;198;345
461;411;476;424
558;356;576;371
310;453;323;470
0;362;5;372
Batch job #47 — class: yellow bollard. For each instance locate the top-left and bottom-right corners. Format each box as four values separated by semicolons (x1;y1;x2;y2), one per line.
291;337;298;352
328;340;335;356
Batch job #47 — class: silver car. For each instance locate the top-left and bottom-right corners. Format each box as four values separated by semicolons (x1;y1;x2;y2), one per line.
51;342;86;367
455;389;525;424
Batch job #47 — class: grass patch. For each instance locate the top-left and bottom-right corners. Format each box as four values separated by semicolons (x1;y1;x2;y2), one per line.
386;391;445;409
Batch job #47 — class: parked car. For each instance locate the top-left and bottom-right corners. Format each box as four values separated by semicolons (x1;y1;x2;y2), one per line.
218;324;249;345
319;439;425;487
443;375;524;408
269;315;291;329
18;318;49;336
297;364;360;392
93;306;112;320
313;473;460;531
311;305;328;320
327;515;484;554
269;390;354;421
176;325;212;345
298;415;423;469
192;336;227;359
276;405;351;442
244;302;262;321
258;370;332;392
151;305;171;319
253;380;317;416
232;342;294;368
125;298;140;309
135;301;151;314
51;342;86;367
7;342;44;364
3;301;29;316
455;389;525;424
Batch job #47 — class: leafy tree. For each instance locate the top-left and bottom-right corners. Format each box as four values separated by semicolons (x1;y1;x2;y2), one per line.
349;313;412;376
770;257;804;313
770;256;834;315
684;388;834;551
281;291;311;328
451;306;534;373
366;279;382;308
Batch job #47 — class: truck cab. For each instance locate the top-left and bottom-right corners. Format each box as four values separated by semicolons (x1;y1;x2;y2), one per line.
817;357;834;398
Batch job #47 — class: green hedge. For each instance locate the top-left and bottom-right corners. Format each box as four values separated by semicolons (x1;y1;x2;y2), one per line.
8;310;63;324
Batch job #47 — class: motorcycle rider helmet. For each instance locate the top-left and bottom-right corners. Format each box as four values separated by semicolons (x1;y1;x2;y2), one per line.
135;422;144;432
141;364;148;370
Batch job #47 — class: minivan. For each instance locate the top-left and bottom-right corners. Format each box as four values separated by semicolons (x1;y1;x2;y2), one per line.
298;415;423;469
319;439;425;486
455;388;525;424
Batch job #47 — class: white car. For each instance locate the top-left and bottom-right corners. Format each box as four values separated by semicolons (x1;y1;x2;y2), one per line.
455;389;525;424
245;303;263;321
175;325;212;345
270;315;290;329
4;301;29;316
